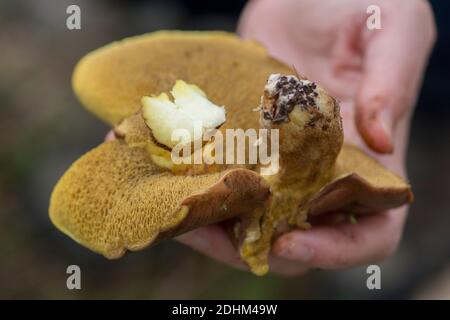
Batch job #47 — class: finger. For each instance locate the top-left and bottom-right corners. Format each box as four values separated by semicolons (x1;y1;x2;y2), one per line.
273;207;407;269
105;130;116;141
178;225;314;276
268;255;309;277
176;225;248;271
356;0;436;153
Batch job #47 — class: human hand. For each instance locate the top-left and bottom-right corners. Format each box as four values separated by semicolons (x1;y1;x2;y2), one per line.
177;0;436;275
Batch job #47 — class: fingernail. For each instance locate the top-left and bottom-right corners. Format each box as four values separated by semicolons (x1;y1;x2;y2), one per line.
277;241;313;262
377;108;394;152
379;108;392;134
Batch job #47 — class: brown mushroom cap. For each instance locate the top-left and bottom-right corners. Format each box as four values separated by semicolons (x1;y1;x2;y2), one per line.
72;31;292;128
309;144;413;216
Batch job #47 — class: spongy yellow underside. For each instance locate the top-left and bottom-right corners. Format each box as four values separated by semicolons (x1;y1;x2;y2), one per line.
50;140;221;258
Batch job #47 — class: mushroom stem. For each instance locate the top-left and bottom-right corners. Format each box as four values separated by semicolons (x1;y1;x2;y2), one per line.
239;74;343;275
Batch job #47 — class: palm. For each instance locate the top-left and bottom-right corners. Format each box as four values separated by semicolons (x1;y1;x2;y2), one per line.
177;0;436;275
239;0;406;173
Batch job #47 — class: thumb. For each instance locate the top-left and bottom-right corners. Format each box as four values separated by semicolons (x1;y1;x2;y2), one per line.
355;1;436;153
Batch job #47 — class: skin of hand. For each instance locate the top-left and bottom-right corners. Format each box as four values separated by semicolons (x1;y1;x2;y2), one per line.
175;0;437;276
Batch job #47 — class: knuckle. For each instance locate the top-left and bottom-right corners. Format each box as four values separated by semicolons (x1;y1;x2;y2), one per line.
415;0;434;17
365;88;409;113
317;227;364;269
414;0;438;43
357;92;385;119
341;224;365;244
367;94;388;111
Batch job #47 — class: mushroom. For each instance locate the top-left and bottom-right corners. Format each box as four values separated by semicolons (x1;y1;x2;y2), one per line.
50;31;412;275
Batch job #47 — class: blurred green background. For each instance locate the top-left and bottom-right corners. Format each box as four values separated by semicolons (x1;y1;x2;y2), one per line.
1;0;449;299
